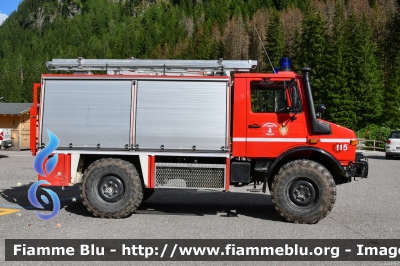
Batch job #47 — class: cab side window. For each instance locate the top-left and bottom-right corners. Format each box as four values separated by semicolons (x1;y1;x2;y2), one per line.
250;82;286;113
251;89;286;112
250;81;301;113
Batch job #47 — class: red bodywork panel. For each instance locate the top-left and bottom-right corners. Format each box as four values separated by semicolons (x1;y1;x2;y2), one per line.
318;123;358;164
30;83;40;156
38;154;71;186
148;155;155;189
231;75;247;156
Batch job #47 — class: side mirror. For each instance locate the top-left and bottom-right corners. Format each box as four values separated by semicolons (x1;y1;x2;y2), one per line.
317;104;326;114
316;104;326;118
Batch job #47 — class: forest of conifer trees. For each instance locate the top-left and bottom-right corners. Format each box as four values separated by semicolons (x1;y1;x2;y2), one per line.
0;0;399;132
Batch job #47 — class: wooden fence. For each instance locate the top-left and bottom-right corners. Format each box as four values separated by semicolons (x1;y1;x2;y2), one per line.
357;139;385;151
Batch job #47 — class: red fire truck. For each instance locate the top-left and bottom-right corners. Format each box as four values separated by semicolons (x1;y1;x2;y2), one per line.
30;57;368;224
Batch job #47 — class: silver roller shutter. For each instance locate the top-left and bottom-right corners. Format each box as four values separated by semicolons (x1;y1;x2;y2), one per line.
41;79;132;149
135;80;228;151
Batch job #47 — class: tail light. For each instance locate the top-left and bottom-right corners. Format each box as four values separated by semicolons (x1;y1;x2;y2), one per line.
387;139;391;144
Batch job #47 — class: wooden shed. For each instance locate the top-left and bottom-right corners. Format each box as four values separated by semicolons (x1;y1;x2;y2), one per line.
0;103;32;150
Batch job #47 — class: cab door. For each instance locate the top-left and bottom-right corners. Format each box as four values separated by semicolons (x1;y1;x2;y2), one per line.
246;79;307;157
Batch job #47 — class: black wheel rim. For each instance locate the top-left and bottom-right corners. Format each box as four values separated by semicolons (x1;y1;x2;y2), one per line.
288;179;317;207
98;175;125;202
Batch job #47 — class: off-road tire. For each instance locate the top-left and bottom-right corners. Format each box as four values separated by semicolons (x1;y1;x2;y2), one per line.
80;158;143;218
270;159;336;224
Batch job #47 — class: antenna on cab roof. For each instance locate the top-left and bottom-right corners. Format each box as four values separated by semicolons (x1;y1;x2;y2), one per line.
254;26;276;74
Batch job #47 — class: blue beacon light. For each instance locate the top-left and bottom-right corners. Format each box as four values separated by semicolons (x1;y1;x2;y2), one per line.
279;57;292;71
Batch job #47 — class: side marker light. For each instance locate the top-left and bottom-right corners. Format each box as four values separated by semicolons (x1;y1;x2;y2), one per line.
350;140;358;146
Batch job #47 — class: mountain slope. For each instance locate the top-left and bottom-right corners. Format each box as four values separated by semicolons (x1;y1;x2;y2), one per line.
0;0;399;128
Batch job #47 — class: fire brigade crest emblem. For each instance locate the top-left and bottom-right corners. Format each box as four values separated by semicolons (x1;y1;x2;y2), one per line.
279;125;288;136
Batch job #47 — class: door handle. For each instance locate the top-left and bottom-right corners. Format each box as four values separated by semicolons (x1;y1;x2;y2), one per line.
248;124;261;128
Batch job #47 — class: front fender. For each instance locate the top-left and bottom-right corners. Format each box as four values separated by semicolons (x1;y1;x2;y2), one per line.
263;146;345;191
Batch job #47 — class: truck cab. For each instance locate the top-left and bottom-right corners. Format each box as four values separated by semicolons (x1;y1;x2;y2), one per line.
232;62;365;183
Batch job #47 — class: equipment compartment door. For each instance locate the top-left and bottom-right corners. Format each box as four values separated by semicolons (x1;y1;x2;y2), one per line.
41;79;133;149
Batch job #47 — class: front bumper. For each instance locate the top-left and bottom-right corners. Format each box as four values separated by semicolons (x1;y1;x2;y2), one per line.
346;155;368;178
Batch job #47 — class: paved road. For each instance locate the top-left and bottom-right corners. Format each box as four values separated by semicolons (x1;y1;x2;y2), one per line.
0;150;399;265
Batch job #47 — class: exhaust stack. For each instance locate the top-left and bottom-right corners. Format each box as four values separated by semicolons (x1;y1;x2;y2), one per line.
301;67;331;135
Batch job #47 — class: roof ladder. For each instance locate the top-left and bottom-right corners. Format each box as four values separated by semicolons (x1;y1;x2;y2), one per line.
46;57;258;75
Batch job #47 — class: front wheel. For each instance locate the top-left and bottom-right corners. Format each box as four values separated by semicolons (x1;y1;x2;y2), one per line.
270;159;336;224
81;158;143;218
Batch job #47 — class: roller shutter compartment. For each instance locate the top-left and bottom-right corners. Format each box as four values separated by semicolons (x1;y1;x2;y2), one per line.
135;80;228;151
41;79;132;149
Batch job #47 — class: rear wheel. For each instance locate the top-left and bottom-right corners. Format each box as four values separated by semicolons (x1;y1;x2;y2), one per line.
270;159;336;224
81;158;143;218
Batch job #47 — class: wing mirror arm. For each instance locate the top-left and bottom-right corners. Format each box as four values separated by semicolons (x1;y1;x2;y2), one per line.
316;103;326;118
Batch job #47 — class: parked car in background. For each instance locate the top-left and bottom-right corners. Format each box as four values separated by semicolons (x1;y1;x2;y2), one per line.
386;130;400;159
